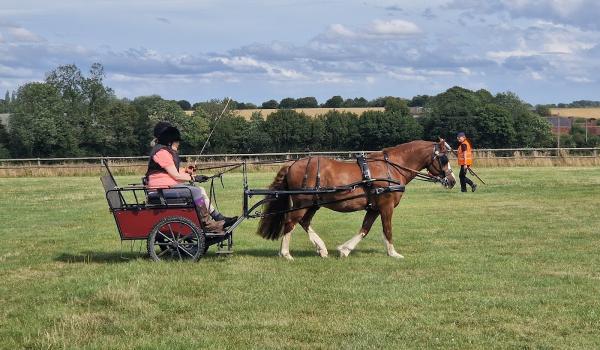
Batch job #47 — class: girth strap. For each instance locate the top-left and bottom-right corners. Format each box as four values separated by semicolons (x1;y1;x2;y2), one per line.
356;154;372;182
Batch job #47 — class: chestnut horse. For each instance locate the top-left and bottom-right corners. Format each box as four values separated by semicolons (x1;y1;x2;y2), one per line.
257;139;456;259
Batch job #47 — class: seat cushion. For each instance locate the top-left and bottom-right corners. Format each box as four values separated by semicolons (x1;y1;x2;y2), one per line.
146;191;191;205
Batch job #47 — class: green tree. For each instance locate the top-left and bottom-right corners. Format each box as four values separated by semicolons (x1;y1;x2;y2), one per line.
408;95;430;107
80;63;116;155
0;122;10;158
321;111;361;150
241;113;272;152
358;109;423;150
149;100;208;153
96;100;140;156
296;97;319;108
177;100;192;110
9;82;77;157
384;97;410;114
279;97;297;109
324;96;344;108
208;115;249;153
132;95;163;153
264;110;312;151
494;92;553;147
535;105;552;117
261;99;278;109
473;104;516;148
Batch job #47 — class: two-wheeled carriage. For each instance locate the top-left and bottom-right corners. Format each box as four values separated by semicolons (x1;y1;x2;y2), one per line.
101;141;455;261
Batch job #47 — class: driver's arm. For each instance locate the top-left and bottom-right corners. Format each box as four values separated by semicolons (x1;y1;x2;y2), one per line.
163;164;193;182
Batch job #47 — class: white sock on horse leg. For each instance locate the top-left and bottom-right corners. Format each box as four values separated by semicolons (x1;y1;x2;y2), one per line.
279;232;293;259
306;226;328;257
343;232;365;251
382;233;404;258
307;226;326;248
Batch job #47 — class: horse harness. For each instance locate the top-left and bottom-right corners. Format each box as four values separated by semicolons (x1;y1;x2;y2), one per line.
298;153;404;210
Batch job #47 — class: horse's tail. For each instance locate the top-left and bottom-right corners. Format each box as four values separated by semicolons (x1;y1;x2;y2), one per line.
257;165;291;240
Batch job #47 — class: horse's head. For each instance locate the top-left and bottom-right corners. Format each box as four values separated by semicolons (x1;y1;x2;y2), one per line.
426;139;456;189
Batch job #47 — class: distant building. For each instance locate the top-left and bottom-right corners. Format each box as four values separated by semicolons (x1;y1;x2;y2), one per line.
547;108;600;136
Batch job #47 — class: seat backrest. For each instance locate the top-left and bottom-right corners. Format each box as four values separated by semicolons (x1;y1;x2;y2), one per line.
101;175;123;209
101;160;123;209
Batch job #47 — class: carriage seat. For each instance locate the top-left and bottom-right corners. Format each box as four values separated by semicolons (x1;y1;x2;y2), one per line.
146;191;192;206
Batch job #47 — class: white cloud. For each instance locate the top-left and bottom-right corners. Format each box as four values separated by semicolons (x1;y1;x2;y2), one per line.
212;56;306;80
448;0;600;30
566;76;592;83
529;71;543;80
368;19;421;36
460;67;472;75
324;19;421;40
7;27;44;42
328;24;355;38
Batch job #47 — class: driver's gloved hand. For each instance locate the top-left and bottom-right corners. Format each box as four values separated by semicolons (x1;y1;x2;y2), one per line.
194;175;209;183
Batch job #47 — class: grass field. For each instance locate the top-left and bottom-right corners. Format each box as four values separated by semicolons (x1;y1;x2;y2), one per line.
1;167;599;349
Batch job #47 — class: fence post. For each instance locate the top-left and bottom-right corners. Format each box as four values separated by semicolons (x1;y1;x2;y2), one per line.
37;158;41;166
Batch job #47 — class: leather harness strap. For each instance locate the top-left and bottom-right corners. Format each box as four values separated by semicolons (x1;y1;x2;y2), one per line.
356;154;375;209
356;154;372;182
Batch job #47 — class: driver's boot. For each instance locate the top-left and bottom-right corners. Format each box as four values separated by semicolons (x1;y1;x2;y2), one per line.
197;205;225;232
211;210;238;228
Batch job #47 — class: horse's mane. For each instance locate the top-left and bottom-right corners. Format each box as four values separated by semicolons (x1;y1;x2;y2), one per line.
382;140;433;158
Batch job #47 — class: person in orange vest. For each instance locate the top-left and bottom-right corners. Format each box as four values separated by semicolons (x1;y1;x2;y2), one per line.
457;132;477;192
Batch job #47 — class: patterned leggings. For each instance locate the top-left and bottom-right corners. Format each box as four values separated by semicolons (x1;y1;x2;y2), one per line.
161;185;214;212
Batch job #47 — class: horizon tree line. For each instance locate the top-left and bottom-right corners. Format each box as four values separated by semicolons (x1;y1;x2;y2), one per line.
1;63;596;159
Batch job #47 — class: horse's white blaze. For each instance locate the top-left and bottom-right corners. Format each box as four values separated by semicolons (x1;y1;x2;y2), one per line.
382;233;404;259
306;226;328;257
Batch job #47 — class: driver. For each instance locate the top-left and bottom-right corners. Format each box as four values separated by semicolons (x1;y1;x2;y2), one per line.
146;121;237;231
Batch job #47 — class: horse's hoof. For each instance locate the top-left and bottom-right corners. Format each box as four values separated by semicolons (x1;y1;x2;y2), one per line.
388;252;404;259
279;252;294;261
318;250;329;258
337;246;351;258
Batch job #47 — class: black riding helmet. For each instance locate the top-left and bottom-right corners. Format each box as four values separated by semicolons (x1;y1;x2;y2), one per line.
153;121;181;145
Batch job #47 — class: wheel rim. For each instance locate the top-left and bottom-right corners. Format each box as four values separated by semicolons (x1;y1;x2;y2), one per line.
150;220;202;261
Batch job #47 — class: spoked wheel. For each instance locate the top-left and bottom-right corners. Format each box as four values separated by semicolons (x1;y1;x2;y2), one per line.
147;216;206;262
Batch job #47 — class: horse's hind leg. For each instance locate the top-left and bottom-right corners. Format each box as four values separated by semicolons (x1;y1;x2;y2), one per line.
299;207;328;257
279;207;307;260
380;204;404;259
337;210;379;258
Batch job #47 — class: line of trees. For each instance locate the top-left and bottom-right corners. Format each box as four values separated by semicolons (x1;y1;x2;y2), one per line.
0;63;585;159
172;94;430;111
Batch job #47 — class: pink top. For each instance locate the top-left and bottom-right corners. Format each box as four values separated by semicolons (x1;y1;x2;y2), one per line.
147;149;180;188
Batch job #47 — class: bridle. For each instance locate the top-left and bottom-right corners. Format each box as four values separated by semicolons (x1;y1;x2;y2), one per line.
427;142;453;187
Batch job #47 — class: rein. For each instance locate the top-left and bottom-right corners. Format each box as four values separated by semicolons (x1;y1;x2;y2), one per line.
369;156;442;184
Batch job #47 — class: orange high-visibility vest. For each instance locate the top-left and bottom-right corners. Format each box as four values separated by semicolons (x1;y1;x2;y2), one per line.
458;139;473;166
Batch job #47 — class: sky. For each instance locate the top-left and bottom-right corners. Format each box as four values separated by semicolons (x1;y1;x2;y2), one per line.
1;0;599;105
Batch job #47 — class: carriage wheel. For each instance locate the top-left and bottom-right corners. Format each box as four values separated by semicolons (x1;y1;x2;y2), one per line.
147;216;206;262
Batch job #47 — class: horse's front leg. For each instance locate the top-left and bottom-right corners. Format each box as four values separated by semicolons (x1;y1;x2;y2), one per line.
380;204;404;259
337;210;379;258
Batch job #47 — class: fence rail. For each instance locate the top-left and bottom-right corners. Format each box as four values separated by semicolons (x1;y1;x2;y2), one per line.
0;148;599;170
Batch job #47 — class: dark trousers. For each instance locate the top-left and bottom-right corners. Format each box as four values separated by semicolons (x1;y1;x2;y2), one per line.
459;165;474;192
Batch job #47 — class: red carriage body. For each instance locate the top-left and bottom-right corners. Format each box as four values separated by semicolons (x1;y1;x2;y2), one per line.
101;160;234;261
